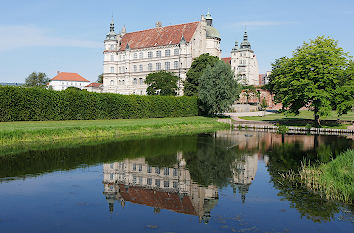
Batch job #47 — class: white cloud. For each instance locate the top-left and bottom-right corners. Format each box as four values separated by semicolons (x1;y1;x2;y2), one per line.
228;20;297;28
0;25;101;52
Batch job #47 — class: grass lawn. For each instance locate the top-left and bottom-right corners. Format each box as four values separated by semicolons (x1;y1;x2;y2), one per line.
0;117;227;151
239;110;354;128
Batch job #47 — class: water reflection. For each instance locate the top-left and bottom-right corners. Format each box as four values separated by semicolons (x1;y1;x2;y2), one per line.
0;130;352;232
103;153;218;223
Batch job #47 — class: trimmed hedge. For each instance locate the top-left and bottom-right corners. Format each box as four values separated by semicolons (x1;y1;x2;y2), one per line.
0;87;198;121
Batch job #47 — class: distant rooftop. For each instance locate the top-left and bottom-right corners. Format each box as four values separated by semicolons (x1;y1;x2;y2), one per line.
51;72;89;82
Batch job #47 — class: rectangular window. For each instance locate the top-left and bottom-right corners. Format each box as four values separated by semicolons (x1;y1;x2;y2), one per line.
174;48;179;56
133;163;136;171
165;62;170;70
147;166;152;173
147;178;152;185
110;173;114;180
174;61;179;69
134;65;137;72
164;168;169;176
156;51;161;58
173;168;178;176
155;179;160;187
139;64;143;72
164;181;169;188
139;52;143;59
134;53;137;59
123;55;126;60
110;67;114;73
148;63;152;71
138;164;142;171
139;176;143;184
148;51;153;58
156;63;161;71
133;176;136;184
155;167;160;174
133;78;137;85
110;55;114;61
173;181;178;188
110;44;114;50
139;78;143;85
165;49;170;57
110;163;114;169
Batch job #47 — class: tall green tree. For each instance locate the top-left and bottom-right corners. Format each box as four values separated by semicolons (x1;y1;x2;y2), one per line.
25;72;49;87
145;71;178;96
183;53;219;96
198;60;241;115
97;73;103;83
270;36;353;126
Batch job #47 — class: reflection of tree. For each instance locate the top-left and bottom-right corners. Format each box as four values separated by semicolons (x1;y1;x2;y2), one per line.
266;138;353;223
183;134;253;188
0;135;197;179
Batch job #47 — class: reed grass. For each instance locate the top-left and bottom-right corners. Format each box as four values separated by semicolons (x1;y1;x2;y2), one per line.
299;149;354;203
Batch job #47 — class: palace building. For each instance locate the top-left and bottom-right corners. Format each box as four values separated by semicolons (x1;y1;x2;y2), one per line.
102;12;221;95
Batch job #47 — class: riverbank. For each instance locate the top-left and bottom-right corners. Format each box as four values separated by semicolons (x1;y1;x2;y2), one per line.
300;149;353;203
0;117;228;154
238;110;353;129
285;149;354;204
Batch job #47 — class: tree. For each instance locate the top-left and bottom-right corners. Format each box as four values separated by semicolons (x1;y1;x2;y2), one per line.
198;60;241;115
97;73;103;83
242;85;256;104
145;71;178;96
183;53;219;96
269;36;353;127
25;72;49;87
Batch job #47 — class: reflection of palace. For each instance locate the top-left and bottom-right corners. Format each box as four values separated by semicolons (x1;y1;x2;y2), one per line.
231;153;258;203
103;152;218;222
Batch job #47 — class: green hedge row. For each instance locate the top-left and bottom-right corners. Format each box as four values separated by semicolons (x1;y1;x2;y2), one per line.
0;87;198;121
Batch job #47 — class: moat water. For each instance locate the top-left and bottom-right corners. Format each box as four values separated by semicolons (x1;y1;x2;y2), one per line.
0;131;353;233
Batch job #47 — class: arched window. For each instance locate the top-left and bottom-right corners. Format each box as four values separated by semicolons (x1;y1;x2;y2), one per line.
133;78;137;85
139;78;143;85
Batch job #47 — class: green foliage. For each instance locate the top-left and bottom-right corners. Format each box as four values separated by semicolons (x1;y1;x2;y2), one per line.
277;125;289;134
198;60;241;115
183;53;219;96
25;72;49;87
145;71;178;96
65;86;82;91
269;36;353;126
0;86;198;122
260;98;268;110
97;73;103;83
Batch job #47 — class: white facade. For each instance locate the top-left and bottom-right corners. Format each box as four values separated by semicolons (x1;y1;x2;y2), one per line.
49;80;90;91
230;32;260;86
102;13;221;95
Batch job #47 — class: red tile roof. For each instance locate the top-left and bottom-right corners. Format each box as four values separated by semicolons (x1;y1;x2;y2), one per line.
119;22;199;51
85;82;102;87
118;184;197;216
51;72;89;82
222;57;231;64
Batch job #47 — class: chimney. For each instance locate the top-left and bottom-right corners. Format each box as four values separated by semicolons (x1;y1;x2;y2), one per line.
155;21;162;28
57;71;60;75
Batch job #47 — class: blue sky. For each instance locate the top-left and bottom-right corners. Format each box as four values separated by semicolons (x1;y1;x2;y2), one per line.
0;0;353;83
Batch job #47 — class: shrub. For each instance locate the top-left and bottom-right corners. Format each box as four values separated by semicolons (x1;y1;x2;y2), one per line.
0;86;198;121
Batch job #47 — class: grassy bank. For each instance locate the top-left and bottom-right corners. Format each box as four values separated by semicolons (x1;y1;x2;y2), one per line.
239;110;353;128
299;149;353;203
0;117;228;154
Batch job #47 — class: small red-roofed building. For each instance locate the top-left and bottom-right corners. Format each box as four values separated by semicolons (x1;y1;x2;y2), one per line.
48;72;90;91
84;82;103;93
221;57;231;65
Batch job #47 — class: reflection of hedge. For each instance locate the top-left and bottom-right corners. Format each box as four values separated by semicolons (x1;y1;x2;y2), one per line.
0;86;198;121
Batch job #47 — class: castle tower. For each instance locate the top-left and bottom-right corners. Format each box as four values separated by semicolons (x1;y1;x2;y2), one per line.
230;31;259;86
